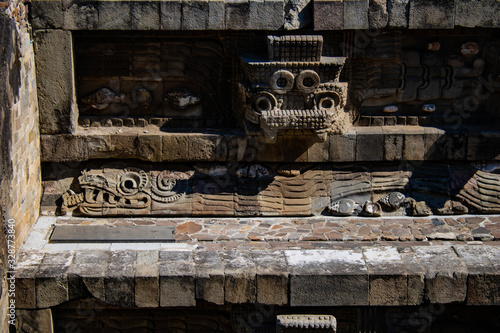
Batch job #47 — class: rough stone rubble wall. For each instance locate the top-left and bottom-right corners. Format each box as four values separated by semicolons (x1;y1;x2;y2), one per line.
0;2;41;330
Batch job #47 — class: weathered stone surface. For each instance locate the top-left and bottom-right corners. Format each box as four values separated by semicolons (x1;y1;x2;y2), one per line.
208;0;225;29
194;251;225;305
36;273;69;308
413;246;467;303
222;251;256;303
285;0;313;30
31;0;63;28
455;0;500;28
355;127;384;161
131;1;160;30
253;250;289;305
330;132;356;161
159;251;196;306
364;247;408;305
34;30;76;134
135;251;160;307
314;0;343;30
368;0;388;29
287;249;369;306
105;251;136;307
63;2;99;29
454;245;500;305
98;1;131;29
226;0;285;30
160;0;182;29
182;0;209;30
387;0;409;27
16;309;53;333
409;0;455;29
344;0;369;29
403;130;425;161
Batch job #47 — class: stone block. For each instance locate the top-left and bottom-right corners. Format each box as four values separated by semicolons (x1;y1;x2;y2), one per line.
383;127;404;161
467;131;500;160
403;131;425;161
253;251;289;305
105;276;135;307
135;276;160;307
222;251;256;303
15;267;38;309
409;0;455;29
307;139;330;162
98;1;132;29
423;127;445;160
286;249;369;306
413;246;467;303
255;136;284;162
344;0;369;29
63;2;99;30
355;127;384;161
226;0;284;30
194;251;225;305
187;134;227;161
330;132;356;162
314;0;344;30
208;0;225;29
282;136;310;162
454;245;500;305
31;0;63;29
387;0;409;28
162;134;190;161
399;251;425;305
160;0;182;29
182;0;209;30
455;0;500;28
16;309;54;333
36;274;69;308
131;1;160;30
34;30;77;134
364;247;408;306
368;0;388;29
159;251;196;306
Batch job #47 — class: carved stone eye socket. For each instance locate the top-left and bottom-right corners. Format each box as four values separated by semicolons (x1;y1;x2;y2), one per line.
253;92;277;113
316;92;340;111
270;70;294;94
295;70;320;93
118;169;148;195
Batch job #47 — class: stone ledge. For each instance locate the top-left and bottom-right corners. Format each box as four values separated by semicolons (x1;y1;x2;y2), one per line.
40;126;500;163
15;244;500;308
31;1;500;31
32;0;285;30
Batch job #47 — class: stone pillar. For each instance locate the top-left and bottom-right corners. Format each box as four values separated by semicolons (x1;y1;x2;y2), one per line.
34;29;77;134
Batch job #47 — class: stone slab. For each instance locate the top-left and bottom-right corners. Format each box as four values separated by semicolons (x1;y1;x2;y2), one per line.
344;0;369;29
50;225;175;242
314;0;344;30
408;0;455;29
455;0;500;28
34;29;76;134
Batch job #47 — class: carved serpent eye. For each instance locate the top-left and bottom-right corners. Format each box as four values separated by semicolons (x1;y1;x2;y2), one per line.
253;91;277;113
118;169;148;195
315;92;341;111
269;70;294;94
295;70;320;93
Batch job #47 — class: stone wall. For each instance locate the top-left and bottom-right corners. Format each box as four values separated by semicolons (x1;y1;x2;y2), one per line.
0;2;41;330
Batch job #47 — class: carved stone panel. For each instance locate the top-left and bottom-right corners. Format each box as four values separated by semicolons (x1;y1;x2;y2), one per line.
241;35;351;142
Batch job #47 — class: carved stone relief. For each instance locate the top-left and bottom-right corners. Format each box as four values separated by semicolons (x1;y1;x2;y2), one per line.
57;162;500;217
241;35;351;142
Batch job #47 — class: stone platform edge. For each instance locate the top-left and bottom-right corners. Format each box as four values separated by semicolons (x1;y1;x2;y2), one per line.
31;0;500;31
15;243;500;310
41;126;500;162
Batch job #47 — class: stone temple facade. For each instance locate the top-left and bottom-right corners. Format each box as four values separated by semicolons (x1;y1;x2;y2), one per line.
1;0;500;332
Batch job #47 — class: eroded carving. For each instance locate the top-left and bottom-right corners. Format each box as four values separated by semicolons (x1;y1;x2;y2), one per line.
81;87;126;110
241;35;350;142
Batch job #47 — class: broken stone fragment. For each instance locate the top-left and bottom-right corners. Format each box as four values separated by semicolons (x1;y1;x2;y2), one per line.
361;201;382;217
81;87;126;110
164;88;200;110
378;192;406;211
328;199;361;216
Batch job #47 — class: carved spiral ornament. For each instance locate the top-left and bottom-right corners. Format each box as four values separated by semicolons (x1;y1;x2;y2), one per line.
315;91;341;112
151;171;186;203
117;169;148;196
